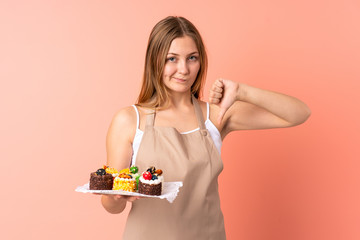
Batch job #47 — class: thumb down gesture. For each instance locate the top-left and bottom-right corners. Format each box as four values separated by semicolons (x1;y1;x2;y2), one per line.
209;78;240;124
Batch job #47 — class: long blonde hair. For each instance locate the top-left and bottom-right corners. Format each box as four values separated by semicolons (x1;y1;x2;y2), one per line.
136;16;208;108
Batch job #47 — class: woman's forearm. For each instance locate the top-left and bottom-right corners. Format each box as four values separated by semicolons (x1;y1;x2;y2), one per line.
237;83;311;126
101;195;127;214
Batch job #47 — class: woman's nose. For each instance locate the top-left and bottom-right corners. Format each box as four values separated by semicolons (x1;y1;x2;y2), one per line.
178;60;189;75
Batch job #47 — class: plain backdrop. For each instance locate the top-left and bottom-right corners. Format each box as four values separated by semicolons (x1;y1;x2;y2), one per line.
1;0;359;239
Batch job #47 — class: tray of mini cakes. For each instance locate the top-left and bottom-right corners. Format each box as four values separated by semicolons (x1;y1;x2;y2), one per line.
75;165;183;203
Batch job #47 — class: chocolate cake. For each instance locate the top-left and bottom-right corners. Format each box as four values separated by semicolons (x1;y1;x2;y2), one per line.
138;166;164;196
138;179;162;195
89;169;113;190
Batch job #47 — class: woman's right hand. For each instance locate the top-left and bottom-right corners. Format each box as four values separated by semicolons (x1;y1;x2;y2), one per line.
102;194;140;202
99;194;141;214
101;106;139;213
94;193;140;201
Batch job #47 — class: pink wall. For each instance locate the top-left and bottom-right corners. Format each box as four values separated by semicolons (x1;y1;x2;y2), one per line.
1;0;359;239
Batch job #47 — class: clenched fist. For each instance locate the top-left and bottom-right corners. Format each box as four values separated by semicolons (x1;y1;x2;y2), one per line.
209;78;241;124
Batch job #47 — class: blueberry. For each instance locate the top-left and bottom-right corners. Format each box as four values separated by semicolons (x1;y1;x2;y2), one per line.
147;166;156;174
96;168;106;176
151;175;158;180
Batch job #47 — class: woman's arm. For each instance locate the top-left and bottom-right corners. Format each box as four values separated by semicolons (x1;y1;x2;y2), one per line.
209;79;311;138
101;107;138;214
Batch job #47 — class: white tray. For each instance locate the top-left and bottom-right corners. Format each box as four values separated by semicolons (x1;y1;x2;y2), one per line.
75;181;183;203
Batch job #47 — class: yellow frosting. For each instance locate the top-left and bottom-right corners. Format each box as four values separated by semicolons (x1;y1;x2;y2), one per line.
119;168;130;174
113;177;136;192
105;167;119;175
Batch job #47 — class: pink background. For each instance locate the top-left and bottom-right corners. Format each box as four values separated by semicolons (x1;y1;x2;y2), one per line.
1;0;359;239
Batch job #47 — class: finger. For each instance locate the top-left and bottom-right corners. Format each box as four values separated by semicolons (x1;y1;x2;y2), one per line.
127;196;140;202
215;79;224;88
217;108;227;124
209;97;220;104
209;91;222;99
112;194;131;200
211;84;223;93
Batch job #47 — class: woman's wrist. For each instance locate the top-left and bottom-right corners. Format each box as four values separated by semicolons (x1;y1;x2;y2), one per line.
236;83;248;102
101;195;127;214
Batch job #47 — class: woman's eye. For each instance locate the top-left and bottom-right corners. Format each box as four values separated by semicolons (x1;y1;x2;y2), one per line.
189;56;198;61
167;57;176;62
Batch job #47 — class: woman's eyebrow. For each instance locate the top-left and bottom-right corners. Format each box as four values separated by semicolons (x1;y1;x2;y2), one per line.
167;51;199;56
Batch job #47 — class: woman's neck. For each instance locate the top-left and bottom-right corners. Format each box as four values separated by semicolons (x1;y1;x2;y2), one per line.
167;91;193;109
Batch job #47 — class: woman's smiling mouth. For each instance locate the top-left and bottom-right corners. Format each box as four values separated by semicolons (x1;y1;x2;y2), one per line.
173;77;187;82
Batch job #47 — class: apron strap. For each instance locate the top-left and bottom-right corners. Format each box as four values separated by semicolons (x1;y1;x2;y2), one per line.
192;95;207;135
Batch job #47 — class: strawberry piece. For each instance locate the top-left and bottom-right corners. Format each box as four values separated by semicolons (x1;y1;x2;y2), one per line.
143;171;152;180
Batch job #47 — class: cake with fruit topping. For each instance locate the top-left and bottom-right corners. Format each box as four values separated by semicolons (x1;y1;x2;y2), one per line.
113;166;140;192
138;166;164;196
105;166;119;178
89;167;113;190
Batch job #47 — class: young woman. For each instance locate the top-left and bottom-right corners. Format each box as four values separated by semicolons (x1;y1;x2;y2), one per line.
100;16;311;239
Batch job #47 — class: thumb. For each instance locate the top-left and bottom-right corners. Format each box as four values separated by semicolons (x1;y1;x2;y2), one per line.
217;107;227;125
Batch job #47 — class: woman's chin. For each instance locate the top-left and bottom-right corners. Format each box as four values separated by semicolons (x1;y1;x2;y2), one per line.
167;87;192;94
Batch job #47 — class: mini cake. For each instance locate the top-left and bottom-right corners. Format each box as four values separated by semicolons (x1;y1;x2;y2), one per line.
138;166;164;196
105;166;119;178
89;167;113;190
113;166;140;192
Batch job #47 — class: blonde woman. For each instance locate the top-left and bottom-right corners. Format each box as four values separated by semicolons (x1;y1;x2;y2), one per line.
101;16;311;239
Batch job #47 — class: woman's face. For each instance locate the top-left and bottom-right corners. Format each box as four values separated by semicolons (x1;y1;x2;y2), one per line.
162;35;200;95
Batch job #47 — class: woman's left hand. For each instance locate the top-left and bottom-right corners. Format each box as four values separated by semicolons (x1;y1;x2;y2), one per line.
209;78;240;124
209;78;311;134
